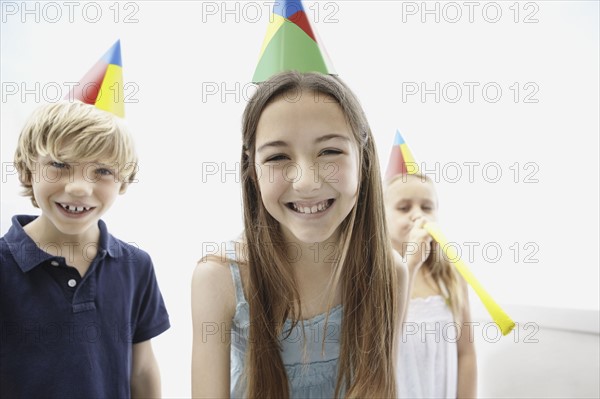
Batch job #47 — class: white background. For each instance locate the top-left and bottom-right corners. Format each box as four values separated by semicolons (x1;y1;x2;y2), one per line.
1;1;598;397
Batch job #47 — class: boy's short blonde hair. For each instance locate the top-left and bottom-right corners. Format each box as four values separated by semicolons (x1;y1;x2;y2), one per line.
14;101;138;208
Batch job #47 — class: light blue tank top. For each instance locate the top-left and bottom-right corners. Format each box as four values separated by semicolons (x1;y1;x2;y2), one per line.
228;255;343;398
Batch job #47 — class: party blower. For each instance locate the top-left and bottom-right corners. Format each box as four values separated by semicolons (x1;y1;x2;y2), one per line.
385;130;515;335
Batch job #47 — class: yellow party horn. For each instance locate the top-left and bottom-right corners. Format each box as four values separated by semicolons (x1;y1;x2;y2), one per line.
423;222;515;335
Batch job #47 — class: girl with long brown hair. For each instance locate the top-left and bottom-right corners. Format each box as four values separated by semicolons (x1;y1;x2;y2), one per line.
192;71;420;398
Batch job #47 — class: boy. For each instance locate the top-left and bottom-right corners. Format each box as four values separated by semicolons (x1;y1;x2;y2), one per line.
0;101;170;397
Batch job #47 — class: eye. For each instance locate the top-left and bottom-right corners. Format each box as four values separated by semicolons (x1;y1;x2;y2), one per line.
397;206;410;212
264;154;289;163
50;161;69;169
96;168;114;176
422;205;434;212
319;148;343;156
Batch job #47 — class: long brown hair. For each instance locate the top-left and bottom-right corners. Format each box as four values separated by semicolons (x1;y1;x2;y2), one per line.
240;71;398;398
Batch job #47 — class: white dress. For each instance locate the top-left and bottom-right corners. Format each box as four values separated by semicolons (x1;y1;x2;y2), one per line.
397;295;458;398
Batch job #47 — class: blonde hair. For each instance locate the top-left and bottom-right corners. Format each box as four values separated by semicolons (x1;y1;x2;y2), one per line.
14;101;138;207
240;71;398;398
385;173;465;321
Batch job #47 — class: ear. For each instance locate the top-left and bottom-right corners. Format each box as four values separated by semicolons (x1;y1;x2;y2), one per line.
119;183;128;195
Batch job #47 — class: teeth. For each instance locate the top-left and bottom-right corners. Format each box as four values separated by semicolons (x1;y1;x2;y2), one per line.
291;200;331;214
59;203;91;214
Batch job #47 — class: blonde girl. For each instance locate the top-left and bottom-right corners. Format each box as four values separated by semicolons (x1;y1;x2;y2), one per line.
384;173;477;398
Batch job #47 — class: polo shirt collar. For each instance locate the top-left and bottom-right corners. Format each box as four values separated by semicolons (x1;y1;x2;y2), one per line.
5;215;121;273
98;217;121;259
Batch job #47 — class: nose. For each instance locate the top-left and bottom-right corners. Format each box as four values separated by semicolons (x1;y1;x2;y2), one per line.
65;174;93;197
410;208;424;222
291;160;321;194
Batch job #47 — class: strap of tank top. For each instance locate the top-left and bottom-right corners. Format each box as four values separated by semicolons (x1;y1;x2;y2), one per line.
226;241;246;304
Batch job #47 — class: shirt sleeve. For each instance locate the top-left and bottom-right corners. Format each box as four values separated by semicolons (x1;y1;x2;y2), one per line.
131;250;170;343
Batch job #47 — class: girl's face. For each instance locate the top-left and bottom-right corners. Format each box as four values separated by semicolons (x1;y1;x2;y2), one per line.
384;175;438;254
254;89;360;244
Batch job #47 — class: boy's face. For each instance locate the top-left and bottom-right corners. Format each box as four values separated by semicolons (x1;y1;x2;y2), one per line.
29;155;125;237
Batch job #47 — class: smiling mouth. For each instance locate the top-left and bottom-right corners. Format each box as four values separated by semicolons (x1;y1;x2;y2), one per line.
56;202;95;215
286;199;334;215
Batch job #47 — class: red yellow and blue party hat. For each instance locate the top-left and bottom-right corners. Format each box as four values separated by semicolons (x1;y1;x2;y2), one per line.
253;0;335;83
385;130;419;181
65;40;125;117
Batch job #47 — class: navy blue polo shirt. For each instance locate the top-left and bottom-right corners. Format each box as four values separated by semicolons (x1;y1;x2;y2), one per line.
0;215;170;398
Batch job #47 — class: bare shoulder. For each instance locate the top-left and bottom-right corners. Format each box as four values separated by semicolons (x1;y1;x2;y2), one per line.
458;273;469;293
191;253;237;322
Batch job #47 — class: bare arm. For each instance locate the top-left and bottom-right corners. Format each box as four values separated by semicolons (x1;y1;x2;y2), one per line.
404;216;433;291
393;250;409;324
191;259;236;398
392;250;409;370
131;340;161;398
457;283;477;398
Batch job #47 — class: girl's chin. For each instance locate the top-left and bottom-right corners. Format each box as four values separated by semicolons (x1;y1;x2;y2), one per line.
286;228;342;246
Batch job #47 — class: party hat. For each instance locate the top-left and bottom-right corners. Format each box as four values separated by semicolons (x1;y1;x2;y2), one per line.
384;130;419;181
252;0;336;83
386;130;515;335
65;40;125;117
